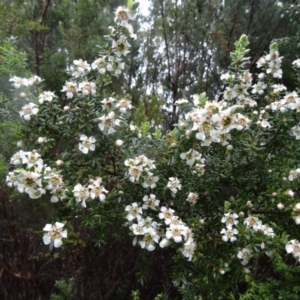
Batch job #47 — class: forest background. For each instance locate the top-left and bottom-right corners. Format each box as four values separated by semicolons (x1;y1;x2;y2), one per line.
0;0;300;299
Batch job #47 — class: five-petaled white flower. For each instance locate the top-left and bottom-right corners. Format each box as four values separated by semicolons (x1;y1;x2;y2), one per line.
43;222;67;248
167;177;182;196
79;135;96;154
220;227;238;242
38;91;56;104
19;102;39;121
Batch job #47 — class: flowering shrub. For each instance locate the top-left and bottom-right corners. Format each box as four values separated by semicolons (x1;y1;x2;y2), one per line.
5;3;300;299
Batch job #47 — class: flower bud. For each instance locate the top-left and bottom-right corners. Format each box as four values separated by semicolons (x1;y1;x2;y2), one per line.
115;139;124;147
272;192;277;197
55;159;64;166
185;130;192;138
19;92;26;98
178;121;186;130
63;106;70;111
218;269;225;275
277;202;284;210
285;189;294;197
89;178;94;184
226;145;233;151
119;190;124;195
246;200;253;208
239;211;245;218
199;218;205;224
170;142;177;148
17;140;23;147
37;137;47;144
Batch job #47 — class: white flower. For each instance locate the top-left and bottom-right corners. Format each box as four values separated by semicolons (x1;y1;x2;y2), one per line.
28;75;42;85
158;206;175;225
166;224;188;243
78;135;96;154
77;81;96;96
286;239;300;261
91;57;106;74
38;91;56;104
181;239;196;261
186;192;198;205
142;172;159;189
70;59;91;77
88;178;108;202
115;139;124;147
128;165;143;183
220;227;238;242
244;216;262;231
37;137;47;144
167;177;182;195
125;202;143;221
114;6;131;24
112;35;131;57
139;232;160;251
116;99;132;113
19;102;39;121
237;248;253;265
98;111;121;134
221;212;239;229
257;119;271;129
142;194;160;210
50;186;67;203
132;221;147;235
106;56;125;76
175;99;189;106
43;222;67;248
73;183;90;207
293;59;300;68
9;76;28;88
180;149;202;166
291;125;300;140
61;82;77;98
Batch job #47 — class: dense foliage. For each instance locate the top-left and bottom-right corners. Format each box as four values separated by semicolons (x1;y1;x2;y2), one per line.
1;1;300;299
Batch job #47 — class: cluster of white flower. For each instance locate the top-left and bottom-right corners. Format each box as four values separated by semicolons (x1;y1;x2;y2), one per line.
70;59;91;78
257;48;283;79
180;95;250;147
6;150;67;202
98;97;132;134
220;212;239;242
244;216;275;237
89;6;136;77
222;70;257;107
43;222;67;249
9;75;42;89
270;91;300;113
73;177;108;208
124;155;157;184
125;200;195;260
288;168;300;181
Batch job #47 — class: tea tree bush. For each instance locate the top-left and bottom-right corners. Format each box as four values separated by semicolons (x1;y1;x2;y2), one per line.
5;2;300;299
